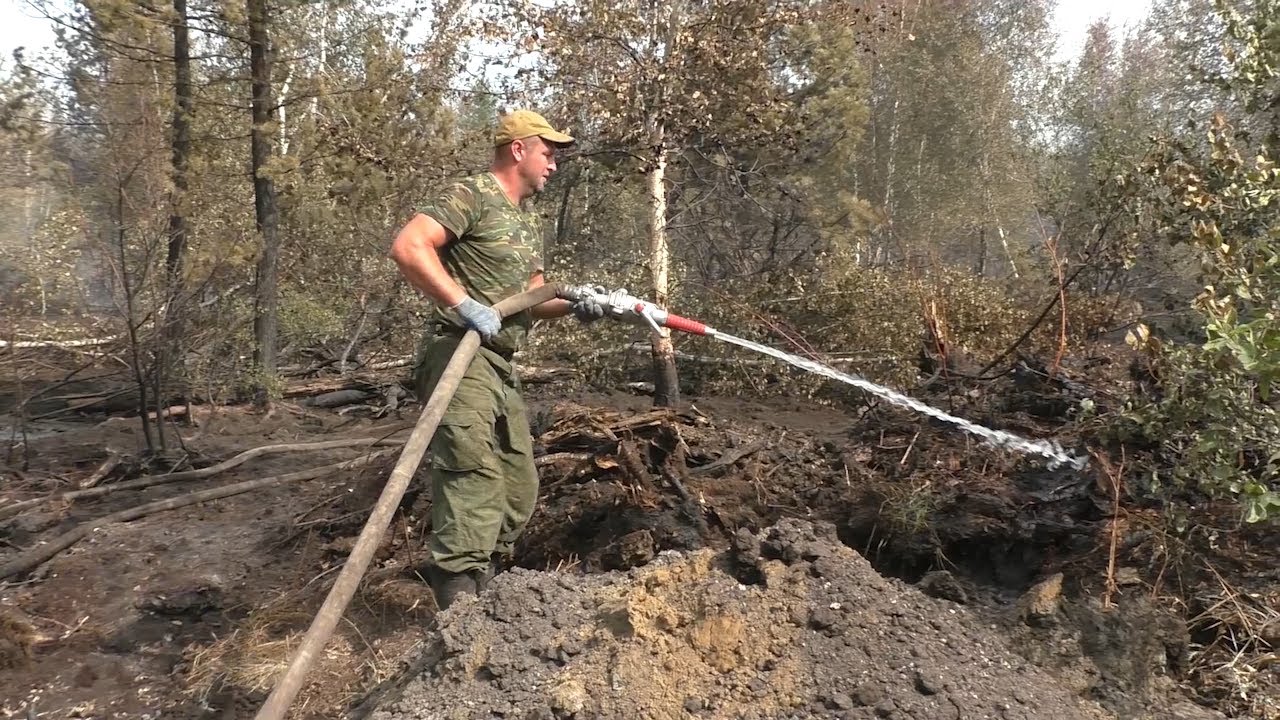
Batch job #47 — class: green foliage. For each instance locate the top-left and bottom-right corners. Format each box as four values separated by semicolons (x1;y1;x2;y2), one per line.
241;360;286;402
1106;5;1280;520
507;0;864;151
1;208;86;315
879;479;941;535
1114;337;1280;523
277;286;349;350
528;244;1114;402
848;0;1053;272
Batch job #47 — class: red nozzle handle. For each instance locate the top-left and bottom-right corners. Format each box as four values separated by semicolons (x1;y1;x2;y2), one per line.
664;313;708;336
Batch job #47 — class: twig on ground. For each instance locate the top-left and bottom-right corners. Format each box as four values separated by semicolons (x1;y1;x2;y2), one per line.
294;492;348;524
79;453;123;489
690;438;767;476
899;432;920;467
1095;449;1126;610
534;451;593;467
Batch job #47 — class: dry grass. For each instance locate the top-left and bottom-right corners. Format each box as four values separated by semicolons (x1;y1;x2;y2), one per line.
1125;508;1280;720
174;451;437;717
184;600;352;704
183;563;434;718
1187;570;1280;719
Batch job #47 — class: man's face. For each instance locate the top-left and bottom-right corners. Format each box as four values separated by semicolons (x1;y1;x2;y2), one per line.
513;137;559;195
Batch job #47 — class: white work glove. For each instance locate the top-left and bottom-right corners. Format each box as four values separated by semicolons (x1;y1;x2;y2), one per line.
570;286;607;324
450;296;501;342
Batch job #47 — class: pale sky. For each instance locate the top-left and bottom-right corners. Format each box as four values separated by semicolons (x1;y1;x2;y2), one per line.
1;2;56;64
1;1;1153;76
1051;0;1155;61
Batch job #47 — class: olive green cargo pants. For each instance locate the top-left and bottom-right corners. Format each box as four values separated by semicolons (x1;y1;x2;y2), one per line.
412;333;538;574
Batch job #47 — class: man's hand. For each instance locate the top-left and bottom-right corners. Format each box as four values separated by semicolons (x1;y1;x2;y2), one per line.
451;296;501;341
570;286;607;324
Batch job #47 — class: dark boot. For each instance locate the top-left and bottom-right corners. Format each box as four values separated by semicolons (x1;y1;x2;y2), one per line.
429;568;478;611
471;566;493;594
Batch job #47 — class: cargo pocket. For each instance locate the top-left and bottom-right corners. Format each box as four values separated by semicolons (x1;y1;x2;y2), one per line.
430;411;494;472
499;410;532;457
498;385;533;457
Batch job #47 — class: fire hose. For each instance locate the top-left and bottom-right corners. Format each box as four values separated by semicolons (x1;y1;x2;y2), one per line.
563;285;1084;470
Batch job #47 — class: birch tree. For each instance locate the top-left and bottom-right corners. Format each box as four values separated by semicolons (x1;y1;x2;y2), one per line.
510;0;871;407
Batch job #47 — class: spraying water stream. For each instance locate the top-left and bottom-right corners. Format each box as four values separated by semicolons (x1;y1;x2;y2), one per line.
561;285;1086;471
708;330;1087;470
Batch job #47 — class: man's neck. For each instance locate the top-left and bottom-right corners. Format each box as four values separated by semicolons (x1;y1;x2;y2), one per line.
489;166;525;205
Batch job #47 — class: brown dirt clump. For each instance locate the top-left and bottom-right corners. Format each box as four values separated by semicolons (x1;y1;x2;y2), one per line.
371;519;1111;720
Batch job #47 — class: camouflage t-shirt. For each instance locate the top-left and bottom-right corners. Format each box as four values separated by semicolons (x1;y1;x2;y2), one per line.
419;172;544;355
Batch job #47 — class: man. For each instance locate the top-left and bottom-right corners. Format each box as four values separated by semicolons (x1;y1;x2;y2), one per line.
388;109;603;610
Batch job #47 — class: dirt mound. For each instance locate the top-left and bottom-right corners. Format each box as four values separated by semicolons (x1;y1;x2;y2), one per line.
371;519;1108;720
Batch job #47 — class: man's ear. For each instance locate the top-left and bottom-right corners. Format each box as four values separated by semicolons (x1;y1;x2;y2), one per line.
511;138;527;162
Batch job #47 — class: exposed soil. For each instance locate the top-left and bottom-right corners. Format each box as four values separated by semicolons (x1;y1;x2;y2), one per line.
372;519;1110;720
1;363;1275;720
1;406;433;718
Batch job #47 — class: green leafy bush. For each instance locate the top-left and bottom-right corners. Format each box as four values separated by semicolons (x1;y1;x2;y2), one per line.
527;246;1116;404
1106;115;1280;522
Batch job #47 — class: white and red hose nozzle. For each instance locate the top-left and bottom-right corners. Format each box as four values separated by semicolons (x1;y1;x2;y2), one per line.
562;285;715;336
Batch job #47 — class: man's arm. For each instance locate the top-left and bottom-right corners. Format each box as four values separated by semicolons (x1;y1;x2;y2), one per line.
389;213;467;308
527;272;573;319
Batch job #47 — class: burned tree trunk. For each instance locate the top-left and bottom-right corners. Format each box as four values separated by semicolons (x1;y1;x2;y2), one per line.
154;0;194;449
248;0;280;406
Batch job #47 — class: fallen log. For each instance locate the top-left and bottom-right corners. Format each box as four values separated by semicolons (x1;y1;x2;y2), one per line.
366;357;413;371
283;375;391;399
279;364;574;401
146;405;199;421
29;389;136;420
0;449;396;581
0;430;411;521
304;389;374;408
0;335;120;350
518;366;579;384
535;452;593;467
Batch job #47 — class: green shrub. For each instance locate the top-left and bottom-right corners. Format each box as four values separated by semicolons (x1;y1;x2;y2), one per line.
1101;112;1280;522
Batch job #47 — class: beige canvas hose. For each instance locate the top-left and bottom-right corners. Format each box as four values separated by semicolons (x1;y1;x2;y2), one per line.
254;283;564;720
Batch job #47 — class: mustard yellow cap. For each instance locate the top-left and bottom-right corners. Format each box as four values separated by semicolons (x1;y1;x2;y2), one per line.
494;109;575;147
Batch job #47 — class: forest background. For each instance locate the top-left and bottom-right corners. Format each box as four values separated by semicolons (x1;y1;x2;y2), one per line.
2;0;1278;525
